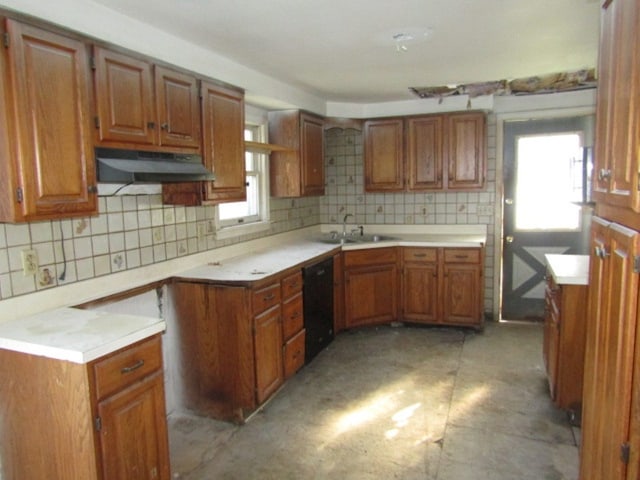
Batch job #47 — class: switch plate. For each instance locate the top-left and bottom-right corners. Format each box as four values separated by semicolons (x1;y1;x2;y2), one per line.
21;249;38;276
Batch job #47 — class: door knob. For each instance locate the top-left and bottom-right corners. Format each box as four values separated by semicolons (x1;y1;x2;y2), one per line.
505;235;514;243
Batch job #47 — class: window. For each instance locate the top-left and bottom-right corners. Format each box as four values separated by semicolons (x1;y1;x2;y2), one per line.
216;124;270;237
514;133;583;231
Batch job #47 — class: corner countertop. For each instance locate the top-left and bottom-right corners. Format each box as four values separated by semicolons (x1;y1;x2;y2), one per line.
0;308;166;364
175;225;487;283
545;254;590;286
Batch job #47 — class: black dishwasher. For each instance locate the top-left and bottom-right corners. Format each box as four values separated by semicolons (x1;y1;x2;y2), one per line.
303;257;334;363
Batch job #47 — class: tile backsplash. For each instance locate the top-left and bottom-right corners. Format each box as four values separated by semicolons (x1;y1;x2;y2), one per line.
0;195;319;300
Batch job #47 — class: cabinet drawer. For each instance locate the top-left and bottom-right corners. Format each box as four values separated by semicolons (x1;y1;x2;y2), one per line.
281;271;303;299
253;283;281;315
93;335;162;401
344;247;398;267
443;248;480;264
403;247;437;263
282;292;304;341
283;329;305;379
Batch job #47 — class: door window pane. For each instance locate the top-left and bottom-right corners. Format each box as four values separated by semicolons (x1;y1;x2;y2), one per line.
515;134;583;231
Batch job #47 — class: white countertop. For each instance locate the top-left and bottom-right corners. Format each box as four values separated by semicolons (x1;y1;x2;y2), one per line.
0;308;165;364
545;254;590;285
175;240;340;282
176;228;487;283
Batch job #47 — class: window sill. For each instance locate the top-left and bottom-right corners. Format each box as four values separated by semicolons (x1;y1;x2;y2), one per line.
215;220;272;240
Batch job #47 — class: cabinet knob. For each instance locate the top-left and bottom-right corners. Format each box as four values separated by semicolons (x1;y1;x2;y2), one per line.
505;235;514;244
147;122;156;129
161;123;169;130
87;185;98;194
598;168;612;181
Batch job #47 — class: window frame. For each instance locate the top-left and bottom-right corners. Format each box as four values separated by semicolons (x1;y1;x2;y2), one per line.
215;122;271;239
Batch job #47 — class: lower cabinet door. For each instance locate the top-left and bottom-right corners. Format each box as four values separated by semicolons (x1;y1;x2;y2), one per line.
254;306;284;403
442;263;482;326
283;329;305;379
344;264;398;327
97;371;170;480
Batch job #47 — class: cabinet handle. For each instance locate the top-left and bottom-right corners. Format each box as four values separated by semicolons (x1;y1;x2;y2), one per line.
87;185;98;194
121;359;145;374
290;312;301;319
413;253;427;258
147;122;156;129
454;255;468;259
161;123;169;130
264;293;275;301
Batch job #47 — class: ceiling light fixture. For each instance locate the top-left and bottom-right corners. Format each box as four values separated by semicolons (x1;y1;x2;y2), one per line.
389;28;433;53
393;33;413;52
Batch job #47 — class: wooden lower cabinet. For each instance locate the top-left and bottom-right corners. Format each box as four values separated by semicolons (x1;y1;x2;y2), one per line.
343;248;399;328
97;371;169;480
402;248;439;323
284;329;306;378
333;253;346;333
171;268;309;422
254;305;284;403
400;246;484;328
281;271;305;379
581;218;640;480
0;334;170;480
543;271;587;413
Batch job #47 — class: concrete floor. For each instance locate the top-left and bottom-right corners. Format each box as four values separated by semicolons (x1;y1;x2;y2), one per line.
168;321;580;479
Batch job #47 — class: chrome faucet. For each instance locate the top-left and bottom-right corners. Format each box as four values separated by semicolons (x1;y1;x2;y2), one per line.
342;214;354;237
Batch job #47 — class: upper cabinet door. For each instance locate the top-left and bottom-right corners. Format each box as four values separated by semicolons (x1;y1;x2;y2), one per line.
593;0;640;216
155;66;201;150
363;118;404;192
268;110;325;198
446;112;486;190
202;82;246;203
300;113;324;196
93;47;156;146
2;19;96;221
406;115;443;190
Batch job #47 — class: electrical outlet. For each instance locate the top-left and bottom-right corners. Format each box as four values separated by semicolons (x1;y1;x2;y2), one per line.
21;249;38;276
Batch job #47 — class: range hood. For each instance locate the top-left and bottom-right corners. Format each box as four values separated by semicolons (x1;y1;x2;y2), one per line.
96;148;215;183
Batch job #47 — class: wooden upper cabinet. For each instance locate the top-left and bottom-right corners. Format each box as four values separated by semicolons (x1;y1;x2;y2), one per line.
200;82;246;203
364;112;486;193
301;114;325;196
93;46;156;146
269;110;325;197
0;19;97;222
363;118;404;191
93;47;200;152
154;66;201;149
407;115;443;190
593;0;640;224
161;82;245;206
446;112;486;190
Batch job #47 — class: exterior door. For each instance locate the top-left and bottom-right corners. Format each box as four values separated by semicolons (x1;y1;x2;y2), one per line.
502;116;593;320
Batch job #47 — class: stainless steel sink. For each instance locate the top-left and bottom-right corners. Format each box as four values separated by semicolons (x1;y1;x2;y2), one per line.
356;234;395;243
316;236;357;245
316;233;396;245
